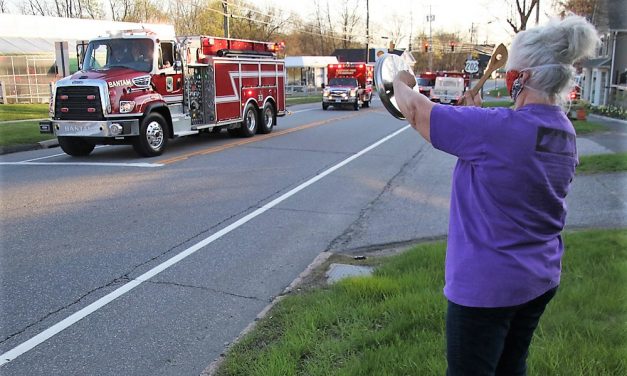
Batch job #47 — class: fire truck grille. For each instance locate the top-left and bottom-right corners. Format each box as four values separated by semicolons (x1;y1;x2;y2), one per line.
54;86;104;120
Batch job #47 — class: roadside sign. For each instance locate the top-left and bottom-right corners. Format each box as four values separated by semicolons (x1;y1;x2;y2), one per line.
465;59;479;74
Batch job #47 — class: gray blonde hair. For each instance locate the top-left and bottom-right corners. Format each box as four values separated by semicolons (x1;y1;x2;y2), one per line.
506;15;600;101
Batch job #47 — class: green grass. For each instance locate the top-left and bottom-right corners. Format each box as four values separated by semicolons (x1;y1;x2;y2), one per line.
0;121;55;146
286;96;322;105
577;153;627;174
486;86;509;98
216;229;627;376
0;104;49;121
572;119;608;134
482;100;513;108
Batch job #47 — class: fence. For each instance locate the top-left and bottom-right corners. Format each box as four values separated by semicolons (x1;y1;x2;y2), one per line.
0;55;56;104
286;85;322;97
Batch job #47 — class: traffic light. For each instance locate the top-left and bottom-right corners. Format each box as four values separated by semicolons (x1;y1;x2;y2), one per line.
424;43;429;53
449;41;455;52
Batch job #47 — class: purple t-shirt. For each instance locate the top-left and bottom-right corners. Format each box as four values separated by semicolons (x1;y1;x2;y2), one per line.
430;103;577;308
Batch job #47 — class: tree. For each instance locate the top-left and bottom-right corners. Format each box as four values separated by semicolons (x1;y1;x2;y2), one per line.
108;0;166;23
388;13;407;50
20;0;51;16
338;0;361;49
229;1;289;41
556;0;599;19
20;0;104;18
506;0;540;33
168;0;222;36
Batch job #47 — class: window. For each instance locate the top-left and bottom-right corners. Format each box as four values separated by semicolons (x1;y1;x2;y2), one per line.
83;38;154;73
160;42;174;69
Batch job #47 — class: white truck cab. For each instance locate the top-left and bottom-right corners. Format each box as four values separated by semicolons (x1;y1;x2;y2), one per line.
430;76;465;105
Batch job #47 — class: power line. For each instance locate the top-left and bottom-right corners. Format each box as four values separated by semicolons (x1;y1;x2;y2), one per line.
209;2;370;44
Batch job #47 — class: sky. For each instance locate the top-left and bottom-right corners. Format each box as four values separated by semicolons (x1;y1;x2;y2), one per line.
256;0;557;48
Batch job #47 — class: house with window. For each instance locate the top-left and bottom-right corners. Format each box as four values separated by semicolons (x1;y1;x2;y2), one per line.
284;56;339;95
580;0;627;107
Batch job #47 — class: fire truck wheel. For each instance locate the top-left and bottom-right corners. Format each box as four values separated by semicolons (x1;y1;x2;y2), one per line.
362;99;370;108
133;113;168;157
353;101;359;111
58;137;95;156
238;103;258;137
322;103;329;110
258;102;275;134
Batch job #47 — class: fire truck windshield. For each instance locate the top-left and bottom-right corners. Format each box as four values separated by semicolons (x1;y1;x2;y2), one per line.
83;38;154;72
329;78;358;87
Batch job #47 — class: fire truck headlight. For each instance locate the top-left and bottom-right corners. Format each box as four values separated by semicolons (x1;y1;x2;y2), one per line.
350;89;357;97
323;89;330;97
109;123;123;136
119;101;136;113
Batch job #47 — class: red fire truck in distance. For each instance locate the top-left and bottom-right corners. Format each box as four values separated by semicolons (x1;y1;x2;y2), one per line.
322;62;373;111
40;30;286;157
416;72;437;98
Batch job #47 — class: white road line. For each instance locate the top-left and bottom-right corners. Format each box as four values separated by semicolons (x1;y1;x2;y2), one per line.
0;162;163;168
289;108;316;114
18;146;110;163
0;124;411;367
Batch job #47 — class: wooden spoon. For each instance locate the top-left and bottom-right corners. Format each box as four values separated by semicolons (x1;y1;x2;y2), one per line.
468;43;508;96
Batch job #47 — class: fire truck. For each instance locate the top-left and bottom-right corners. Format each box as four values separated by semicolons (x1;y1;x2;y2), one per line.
39;30;286;157
322;62;373;111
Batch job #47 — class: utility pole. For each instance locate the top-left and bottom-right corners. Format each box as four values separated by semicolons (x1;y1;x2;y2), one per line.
536;0;540;25
222;0;230;38
427;5;434;71
366;0;370;63
408;9;413;51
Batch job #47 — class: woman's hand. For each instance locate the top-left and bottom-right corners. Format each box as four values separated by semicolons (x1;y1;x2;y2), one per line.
461;90;482;107
394;70;417;88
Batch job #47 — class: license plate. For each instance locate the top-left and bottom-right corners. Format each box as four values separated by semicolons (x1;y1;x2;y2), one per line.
335;99;341;103
441;98;451;104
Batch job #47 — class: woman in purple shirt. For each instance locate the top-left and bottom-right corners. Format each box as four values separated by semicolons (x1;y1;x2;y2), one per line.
393;15;599;375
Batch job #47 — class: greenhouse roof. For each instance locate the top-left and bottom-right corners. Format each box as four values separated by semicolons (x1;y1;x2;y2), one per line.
0;37;60;56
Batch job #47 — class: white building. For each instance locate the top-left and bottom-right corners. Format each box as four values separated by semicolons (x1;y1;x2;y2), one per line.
284;56;339;95
580;0;627;108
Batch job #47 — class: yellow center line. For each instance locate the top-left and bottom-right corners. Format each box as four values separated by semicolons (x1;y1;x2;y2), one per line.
157;112;365;165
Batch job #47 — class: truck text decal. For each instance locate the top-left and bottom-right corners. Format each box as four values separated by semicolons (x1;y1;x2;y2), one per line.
108;79;133;88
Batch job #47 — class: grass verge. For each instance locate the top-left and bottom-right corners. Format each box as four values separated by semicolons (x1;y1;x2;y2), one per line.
577;153;627;174
572;119;608;134
482;100;513;108
0;104;48;121
215;229;626;376
286;96;322;106
486;86;509;98
0;121;55;146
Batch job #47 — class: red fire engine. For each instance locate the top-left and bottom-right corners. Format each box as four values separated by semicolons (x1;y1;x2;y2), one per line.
40;30;286;157
322;62;373;111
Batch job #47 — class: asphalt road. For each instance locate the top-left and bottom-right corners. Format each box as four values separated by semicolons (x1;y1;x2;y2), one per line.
1;98;625;375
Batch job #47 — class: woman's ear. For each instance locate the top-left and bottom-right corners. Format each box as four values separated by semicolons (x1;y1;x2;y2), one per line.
520;71;531;84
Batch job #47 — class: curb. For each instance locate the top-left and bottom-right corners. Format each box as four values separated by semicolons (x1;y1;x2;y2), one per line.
0;139;58;156
587;114;627;125
199;251;333;376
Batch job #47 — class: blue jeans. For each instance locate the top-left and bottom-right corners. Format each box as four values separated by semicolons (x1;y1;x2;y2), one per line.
446;287;558;376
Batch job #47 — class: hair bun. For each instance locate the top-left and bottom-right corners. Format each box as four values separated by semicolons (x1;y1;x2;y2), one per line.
553;15;599;64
